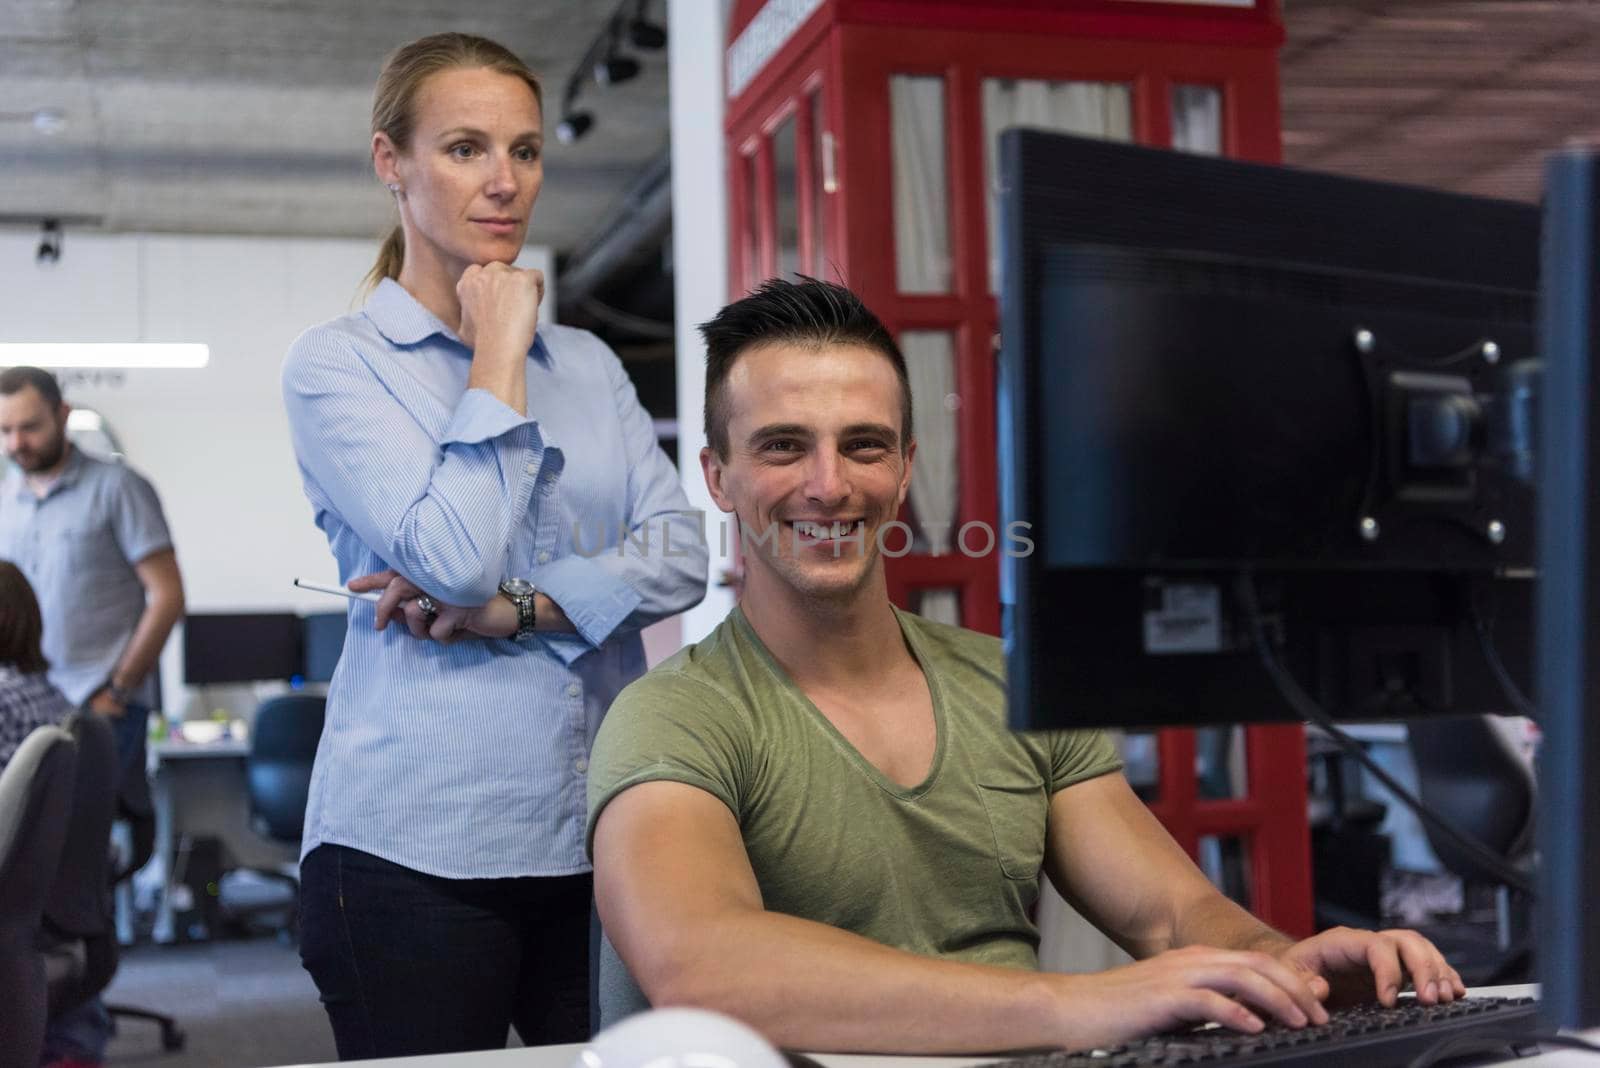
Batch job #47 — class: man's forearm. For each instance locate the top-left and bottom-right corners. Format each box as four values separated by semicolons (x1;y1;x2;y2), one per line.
111;584;183;695
1171;892;1292;956
637;908;1075;1054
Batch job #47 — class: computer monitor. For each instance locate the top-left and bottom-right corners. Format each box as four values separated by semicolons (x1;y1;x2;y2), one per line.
996;129;1598;1029
996;130;1537;732
182;612;303;686
300;611;348;684
1533;145;1600;1029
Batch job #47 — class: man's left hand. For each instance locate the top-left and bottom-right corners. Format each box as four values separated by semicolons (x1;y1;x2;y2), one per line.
1274;926;1466;1009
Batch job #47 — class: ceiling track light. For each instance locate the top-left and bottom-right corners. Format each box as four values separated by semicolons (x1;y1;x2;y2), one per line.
557;111;594;144
36;218;61;265
594;54;640;87
628;0;667;51
554;0;666;144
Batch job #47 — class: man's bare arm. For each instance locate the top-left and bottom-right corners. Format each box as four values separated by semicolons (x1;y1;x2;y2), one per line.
1044;771;1462;1009
594;780;1322;1053
109;548;185;697
1042;773;1289;960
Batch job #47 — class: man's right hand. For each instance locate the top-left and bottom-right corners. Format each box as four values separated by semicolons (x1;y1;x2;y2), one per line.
456;262;544;359
1052;945;1330;1051
87;687;127;718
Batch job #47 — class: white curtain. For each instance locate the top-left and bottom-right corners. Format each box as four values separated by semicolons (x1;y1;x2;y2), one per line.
903;331;961;626
982;79;1133;293
891;75;951;295
1172;85;1223;156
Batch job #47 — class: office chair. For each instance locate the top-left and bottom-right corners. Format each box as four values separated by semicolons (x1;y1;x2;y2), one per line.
221;693;325;937
0;725;77;1068
103;716;187;1052
43;714;119;1021
1406;713;1536;984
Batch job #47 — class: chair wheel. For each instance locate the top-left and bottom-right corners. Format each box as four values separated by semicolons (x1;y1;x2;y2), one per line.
162;1023;186;1051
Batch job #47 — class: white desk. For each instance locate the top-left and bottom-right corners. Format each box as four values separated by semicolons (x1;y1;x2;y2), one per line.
145;736;292;943
280;987;1600;1068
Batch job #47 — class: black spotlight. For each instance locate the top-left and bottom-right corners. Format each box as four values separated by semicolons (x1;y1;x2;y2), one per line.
629;0;666;49
36;219;61;265
629;19;666;49
557;112;595;144
593;54;640;87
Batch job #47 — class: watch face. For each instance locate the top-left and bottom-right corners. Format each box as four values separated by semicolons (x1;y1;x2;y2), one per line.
501;577;535;598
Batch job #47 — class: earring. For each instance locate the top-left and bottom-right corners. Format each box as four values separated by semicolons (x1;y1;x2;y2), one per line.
387;183;402;194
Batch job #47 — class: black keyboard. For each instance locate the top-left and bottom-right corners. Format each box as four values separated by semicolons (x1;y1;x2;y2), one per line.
982;996;1542;1068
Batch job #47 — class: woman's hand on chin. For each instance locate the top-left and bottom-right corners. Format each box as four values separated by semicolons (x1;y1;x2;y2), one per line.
456;261;544;356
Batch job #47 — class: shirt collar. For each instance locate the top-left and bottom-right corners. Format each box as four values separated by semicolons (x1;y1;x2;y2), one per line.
7;445;83;501
364;277;552;364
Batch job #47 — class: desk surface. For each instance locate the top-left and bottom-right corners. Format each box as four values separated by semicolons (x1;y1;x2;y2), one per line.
281;986;1600;1068
151;737;250;760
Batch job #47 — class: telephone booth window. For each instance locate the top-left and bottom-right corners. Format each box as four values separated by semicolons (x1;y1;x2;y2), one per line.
890;75;953;294
774;111;801;279
901;328;961;536
740;150;762;293
809;91;831;275
982;78;1133;292
1173;85;1224;155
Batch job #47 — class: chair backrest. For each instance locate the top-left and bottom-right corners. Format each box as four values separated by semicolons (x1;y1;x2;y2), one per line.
1406;714;1536;885
42;713;122;1019
247;694;326;842
45;713;118;937
0;725;77;1068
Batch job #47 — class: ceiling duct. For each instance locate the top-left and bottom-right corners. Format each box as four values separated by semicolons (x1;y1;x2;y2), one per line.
556;148;672;330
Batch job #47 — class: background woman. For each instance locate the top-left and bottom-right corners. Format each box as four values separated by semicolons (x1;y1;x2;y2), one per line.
281;32;706;1059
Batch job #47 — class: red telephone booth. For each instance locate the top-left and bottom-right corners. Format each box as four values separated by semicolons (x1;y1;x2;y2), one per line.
725;0;1312;938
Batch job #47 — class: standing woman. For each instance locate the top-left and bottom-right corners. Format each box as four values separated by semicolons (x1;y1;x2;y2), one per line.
282;33;707;1059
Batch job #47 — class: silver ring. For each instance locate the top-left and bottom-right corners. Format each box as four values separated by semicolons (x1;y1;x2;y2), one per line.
414;594;439;622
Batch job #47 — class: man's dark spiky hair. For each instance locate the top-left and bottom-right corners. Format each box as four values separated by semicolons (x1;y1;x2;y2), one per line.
698;276;913;458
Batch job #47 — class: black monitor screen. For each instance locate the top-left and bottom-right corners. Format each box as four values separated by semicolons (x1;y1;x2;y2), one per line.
183;613;303;686
301;611;347;684
997;130;1538;731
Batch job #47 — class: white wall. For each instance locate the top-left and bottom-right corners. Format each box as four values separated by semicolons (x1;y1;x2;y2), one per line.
0;230;552;713
670;0;737;642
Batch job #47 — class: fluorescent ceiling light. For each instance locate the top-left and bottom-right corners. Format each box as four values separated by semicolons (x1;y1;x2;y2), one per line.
0;343;209;368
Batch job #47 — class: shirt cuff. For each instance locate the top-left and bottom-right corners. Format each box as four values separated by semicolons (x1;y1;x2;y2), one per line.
536;632;595;667
534;554;643;650
440;388;535;446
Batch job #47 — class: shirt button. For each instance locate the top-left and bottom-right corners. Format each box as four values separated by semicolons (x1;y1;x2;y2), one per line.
566;682;581;698
574;757;589;773
525;462;538;475
536;550;551;564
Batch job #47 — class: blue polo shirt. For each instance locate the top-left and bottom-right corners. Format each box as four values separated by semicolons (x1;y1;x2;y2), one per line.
0;448;173;707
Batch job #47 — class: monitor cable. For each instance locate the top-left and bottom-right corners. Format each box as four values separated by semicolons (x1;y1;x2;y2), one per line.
1235;571;1536;898
1469;606;1537;720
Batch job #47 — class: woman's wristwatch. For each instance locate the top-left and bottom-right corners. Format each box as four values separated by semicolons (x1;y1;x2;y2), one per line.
498;578;538;640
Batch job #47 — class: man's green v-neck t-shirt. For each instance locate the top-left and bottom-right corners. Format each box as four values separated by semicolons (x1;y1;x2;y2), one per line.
586;606;1123;969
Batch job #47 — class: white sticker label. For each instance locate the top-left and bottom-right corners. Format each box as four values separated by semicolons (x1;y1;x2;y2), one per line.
1143;583;1223;655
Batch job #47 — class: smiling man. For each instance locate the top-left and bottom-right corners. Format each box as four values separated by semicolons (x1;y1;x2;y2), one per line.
586;278;1465;1055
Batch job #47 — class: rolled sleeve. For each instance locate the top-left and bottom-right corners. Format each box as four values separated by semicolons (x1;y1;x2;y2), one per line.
283;327;544;606
534;553;644;650
441;387;535;446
